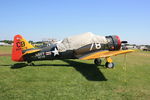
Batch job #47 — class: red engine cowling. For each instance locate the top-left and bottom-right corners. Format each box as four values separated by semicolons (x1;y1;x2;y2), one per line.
106;35;121;50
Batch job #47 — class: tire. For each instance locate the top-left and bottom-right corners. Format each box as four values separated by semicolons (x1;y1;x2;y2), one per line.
31;63;35;66
28;62;35;66
105;62;114;68
94;58;102;65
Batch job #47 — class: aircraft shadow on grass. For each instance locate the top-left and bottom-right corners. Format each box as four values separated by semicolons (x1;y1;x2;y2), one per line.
11;63;27;69
9;59;107;81
62;59;107;81
0;63;27;69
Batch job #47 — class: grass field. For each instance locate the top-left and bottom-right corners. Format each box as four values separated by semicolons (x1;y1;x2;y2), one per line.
0;46;12;54
0;46;150;100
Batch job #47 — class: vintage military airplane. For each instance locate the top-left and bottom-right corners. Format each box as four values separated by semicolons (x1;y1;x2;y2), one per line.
12;32;134;68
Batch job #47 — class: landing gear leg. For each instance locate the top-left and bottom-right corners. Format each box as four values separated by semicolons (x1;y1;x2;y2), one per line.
94;58;102;66
27;61;35;66
105;57;114;68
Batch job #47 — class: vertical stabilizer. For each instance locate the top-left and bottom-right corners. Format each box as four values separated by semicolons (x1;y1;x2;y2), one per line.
12;34;34;62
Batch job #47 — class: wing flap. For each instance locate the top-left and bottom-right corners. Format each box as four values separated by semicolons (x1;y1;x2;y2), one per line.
79;50;134;60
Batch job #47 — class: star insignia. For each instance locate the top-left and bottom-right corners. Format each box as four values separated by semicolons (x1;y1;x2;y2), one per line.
51;48;59;56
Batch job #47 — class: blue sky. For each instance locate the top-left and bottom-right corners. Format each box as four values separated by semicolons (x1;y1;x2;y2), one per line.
0;0;150;44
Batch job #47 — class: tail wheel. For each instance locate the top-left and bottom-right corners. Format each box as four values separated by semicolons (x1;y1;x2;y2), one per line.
94;58;102;65
105;62;114;68
28;63;35;66
27;61;35;66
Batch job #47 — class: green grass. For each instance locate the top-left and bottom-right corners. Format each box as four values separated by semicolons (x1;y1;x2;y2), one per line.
0;46;150;100
0;46;12;54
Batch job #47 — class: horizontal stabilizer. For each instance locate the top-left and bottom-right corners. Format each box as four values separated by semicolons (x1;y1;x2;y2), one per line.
22;49;41;56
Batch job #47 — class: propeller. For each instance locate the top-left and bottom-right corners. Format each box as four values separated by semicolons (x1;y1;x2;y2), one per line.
121;41;128;44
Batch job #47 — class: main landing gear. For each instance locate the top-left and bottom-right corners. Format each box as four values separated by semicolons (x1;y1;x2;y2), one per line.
94;58;102;66
94;57;114;68
105;62;114;68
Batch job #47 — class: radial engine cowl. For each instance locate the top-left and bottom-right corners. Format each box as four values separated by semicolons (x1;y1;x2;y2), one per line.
106;35;121;51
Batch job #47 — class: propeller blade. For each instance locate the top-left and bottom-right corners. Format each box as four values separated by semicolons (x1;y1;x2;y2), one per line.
121;41;128;43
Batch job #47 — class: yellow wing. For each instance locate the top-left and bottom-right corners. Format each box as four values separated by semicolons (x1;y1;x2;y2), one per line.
79;50;134;60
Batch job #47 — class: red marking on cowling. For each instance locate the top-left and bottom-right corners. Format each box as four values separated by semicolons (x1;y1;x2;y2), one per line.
116;36;121;50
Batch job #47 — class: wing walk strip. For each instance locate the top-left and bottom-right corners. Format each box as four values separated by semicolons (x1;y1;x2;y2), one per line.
80;50;134;60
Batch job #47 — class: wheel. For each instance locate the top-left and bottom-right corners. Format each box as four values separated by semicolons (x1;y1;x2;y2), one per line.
105;62;114;68
94;58;102;65
28;63;35;66
30;63;35;66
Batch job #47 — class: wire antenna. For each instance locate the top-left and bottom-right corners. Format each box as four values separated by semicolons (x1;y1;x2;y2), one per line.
123;54;127;87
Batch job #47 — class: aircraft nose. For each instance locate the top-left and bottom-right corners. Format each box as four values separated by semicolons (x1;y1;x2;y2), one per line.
106;35;122;50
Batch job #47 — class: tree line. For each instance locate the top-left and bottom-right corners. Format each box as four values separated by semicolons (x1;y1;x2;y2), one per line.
0;40;13;44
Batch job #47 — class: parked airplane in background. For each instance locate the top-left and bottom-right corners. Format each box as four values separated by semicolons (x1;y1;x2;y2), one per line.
12;32;134;68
